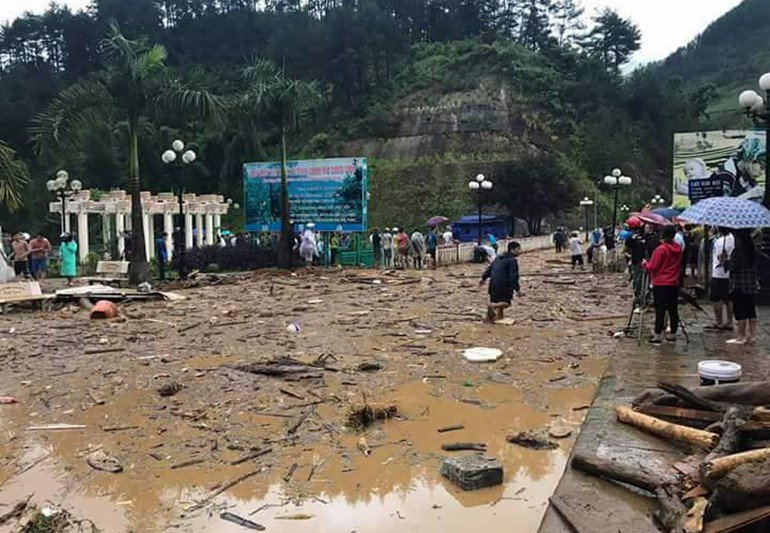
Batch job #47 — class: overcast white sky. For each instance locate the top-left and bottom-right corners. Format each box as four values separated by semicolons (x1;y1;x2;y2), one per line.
1;0;746;66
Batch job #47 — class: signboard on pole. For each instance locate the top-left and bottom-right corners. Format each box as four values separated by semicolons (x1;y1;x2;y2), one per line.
243;157;368;232
673;130;766;207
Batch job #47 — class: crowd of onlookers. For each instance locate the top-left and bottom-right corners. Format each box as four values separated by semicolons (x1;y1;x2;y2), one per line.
0;231;77;284
553;220;759;346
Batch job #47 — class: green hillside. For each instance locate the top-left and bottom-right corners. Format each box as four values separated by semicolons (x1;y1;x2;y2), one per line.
656;0;770;125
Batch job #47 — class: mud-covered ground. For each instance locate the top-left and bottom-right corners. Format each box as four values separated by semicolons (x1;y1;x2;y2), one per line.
0;250;633;532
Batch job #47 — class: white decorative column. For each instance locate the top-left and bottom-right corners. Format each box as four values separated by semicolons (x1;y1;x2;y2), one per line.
147;215;155;259
214;214;222;233
142;213;151;260
185;213;194;249
115;212;125;258
101;213;111;258
64;211;72;233
195;214;204;247
205;213;214;245
77;212;89;262
163;212;174;260
124;213;132;231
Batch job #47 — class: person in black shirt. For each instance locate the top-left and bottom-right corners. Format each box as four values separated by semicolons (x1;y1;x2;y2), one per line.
371;228;381;268
479;241;521;323
624;217;647;311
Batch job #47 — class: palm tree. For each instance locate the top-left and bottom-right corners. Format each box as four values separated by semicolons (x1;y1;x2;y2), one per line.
30;25;223;282
239;59;321;268
0;141;30;212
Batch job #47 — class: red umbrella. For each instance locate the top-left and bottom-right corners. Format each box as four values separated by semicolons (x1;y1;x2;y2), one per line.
630;211;672;227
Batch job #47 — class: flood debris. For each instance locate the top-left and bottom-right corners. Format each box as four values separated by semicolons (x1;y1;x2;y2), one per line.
346;403;398;430
440;455;503;491
220;512;265;531
0;495;31;526
507;429;558;450
157;381;183;397
86;450;123;473
437;424;465;433
441;442;486;451
572;381;770;532
357;437;372;456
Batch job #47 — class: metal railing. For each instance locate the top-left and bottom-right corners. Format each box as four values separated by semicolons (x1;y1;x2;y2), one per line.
435;235;552;266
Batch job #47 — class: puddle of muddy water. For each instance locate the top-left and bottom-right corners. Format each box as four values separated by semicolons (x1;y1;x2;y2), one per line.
1;379;593;532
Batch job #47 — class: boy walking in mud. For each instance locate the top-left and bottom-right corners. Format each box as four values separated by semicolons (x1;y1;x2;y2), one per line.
479;241;522;323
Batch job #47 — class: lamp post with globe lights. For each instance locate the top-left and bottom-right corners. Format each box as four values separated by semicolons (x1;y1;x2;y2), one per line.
46;170;83;234
738;74;770;302
603;168;632;232
162;139;196;279
468;174;492;244
579;197;594;241
651;195;666;207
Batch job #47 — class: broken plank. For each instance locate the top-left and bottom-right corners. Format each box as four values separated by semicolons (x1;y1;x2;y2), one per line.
170;458;205;470
230;448;273;466
84;347;125;355
279;388;305;401
703;505;770;533
636;405;723;424
438;424;465;433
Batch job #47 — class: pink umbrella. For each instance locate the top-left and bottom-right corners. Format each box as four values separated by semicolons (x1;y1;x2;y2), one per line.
426;216;449;227
631;211;672;227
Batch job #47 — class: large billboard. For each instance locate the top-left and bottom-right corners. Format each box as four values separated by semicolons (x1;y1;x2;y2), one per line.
673;130;766;207
243;157;368;232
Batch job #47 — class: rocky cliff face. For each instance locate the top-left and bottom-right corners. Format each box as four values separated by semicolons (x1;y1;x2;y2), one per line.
341;80;541;162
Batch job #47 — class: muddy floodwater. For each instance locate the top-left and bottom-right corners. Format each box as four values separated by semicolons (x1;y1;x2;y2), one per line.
0;251;630;532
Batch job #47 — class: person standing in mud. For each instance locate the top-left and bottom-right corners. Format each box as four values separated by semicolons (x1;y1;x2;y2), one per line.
479;241;521;323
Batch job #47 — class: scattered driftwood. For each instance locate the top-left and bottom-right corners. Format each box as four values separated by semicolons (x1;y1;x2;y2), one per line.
0;495;32;526
220;512;265;531
283;463;298;482
616;406;719;450
438;424;465;433
171;458;205;470
571;452;673;493
441;442;486;451
226;357;337;377
346;404;397;431
287;408;314;435
187;468;263;512
700;448;770;489
230;448;272;466
507;430;557;450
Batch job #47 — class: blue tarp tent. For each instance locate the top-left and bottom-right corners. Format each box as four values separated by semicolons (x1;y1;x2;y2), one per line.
452;215;509;243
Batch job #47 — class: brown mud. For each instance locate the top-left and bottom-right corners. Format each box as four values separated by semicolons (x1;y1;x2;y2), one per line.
0;251;630;532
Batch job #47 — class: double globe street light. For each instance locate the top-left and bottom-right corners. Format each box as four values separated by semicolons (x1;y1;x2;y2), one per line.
738;73;770;303
162;140;197;280
468;174;492;244
46;170;83;234
651;195;666;207
603;168;632;232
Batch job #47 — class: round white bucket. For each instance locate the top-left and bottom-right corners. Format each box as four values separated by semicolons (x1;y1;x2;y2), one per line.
698;360;742;386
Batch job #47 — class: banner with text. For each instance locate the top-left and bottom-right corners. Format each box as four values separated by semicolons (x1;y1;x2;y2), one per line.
243;157;368;232
673;130;766;207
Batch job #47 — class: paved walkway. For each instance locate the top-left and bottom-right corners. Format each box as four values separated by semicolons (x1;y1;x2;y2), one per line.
539;290;770;532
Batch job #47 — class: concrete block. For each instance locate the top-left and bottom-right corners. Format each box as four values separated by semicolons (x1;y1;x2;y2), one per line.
440;454;503;491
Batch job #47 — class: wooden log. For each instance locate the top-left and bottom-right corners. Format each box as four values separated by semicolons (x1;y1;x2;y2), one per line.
657;382;727;413
654;484;689;533
636;405;723;427
571;452;667;493
617;406;719;450
700;448;770;486
703;504;770;533
705;407;750;463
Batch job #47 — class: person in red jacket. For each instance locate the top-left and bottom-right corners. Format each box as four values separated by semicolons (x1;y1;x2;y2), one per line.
643;225;683;344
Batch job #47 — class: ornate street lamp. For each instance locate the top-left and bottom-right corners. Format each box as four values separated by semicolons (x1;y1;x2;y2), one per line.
162;139;196;279
46;170;83;234
603;168;632;232
738;75;770;302
468;174;492;244
579;197;594;240
651;195;666;206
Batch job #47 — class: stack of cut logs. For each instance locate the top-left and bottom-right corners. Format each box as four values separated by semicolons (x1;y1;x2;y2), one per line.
571;382;770;533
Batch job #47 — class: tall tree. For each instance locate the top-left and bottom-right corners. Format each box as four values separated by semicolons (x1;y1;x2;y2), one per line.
30;25;223;282
582;8;641;71
552;0;584;47
0;141;30;212
239;59;320;268
517;0;554;51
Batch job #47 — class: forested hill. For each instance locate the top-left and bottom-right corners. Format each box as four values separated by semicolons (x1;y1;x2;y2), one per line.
0;0;719;234
656;0;770;123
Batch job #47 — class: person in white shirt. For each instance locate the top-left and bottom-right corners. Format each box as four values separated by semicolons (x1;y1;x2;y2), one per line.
442;227;454;245
568;231;584;270
381;228;394;267
709;227;735;330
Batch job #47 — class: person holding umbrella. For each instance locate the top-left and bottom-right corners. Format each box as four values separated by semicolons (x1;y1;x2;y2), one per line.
727;229;758;345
